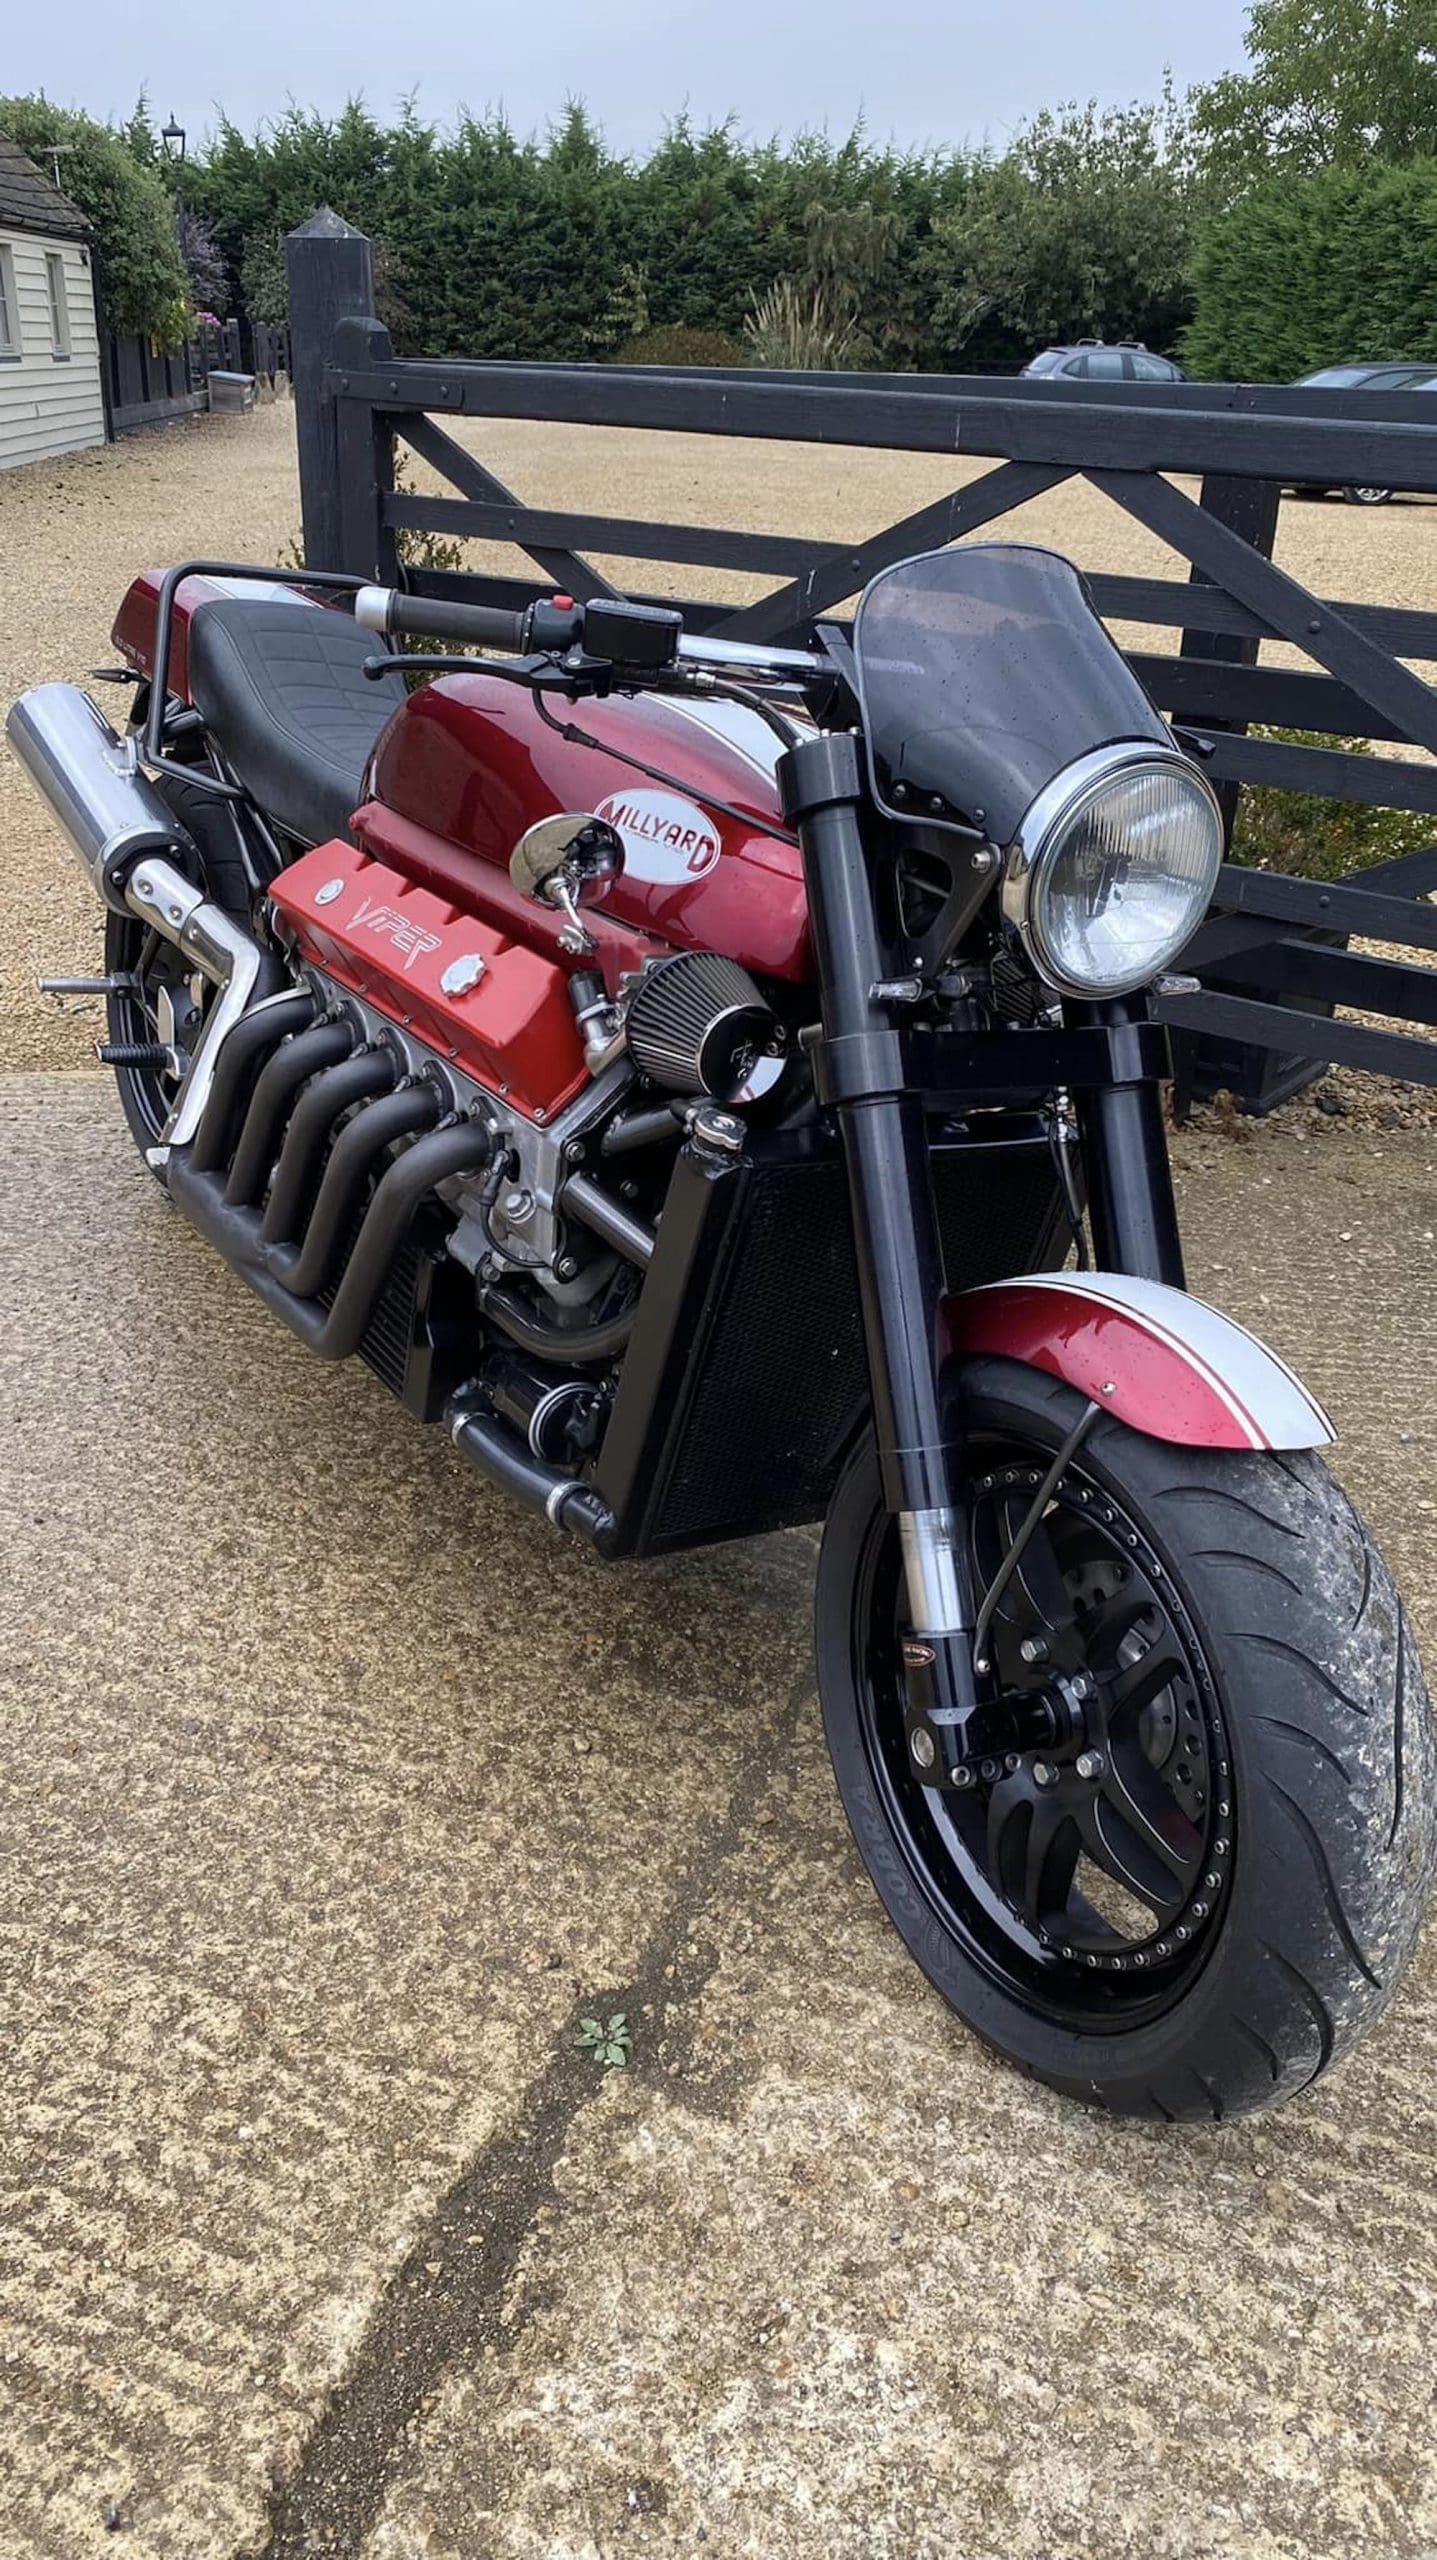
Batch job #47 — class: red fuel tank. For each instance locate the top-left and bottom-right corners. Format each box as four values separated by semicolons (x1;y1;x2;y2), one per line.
362;673;813;985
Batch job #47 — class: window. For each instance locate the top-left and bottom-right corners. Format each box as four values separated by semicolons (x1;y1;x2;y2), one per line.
1131;352;1183;381
45;252;71;359
0;246;16;359
1083;348;1127;378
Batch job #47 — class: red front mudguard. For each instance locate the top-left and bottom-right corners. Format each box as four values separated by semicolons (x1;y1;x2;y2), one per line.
949;1273;1334;1452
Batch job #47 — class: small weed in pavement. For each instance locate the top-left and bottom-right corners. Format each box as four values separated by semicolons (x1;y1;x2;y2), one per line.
575;2012;632;2067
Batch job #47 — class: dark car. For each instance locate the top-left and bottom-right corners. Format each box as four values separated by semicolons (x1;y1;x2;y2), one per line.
1294;362;1437;503
1023;340;1188;383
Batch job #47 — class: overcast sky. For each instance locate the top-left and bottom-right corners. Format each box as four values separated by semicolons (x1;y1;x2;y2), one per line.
8;0;1254;156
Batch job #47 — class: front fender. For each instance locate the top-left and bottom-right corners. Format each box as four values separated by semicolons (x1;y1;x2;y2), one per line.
948;1272;1334;1452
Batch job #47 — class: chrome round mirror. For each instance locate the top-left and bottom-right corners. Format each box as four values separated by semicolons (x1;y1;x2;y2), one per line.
509;812;623;908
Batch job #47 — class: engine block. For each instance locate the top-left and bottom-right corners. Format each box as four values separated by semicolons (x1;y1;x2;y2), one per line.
268;840;589;1125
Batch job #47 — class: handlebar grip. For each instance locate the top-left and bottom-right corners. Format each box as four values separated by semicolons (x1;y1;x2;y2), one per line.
353;586;528;651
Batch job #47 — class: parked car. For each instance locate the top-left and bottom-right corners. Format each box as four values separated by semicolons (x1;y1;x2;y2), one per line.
1023;340;1188;382
1294;362;1437;502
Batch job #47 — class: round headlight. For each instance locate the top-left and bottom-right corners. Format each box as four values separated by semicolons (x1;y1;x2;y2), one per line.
1003;748;1223;999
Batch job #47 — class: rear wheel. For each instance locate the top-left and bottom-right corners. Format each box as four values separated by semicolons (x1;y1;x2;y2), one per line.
104;769;251;1174
817;1355;1435;2120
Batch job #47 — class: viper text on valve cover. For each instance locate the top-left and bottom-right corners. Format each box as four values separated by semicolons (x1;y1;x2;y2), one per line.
11;545;1433;2119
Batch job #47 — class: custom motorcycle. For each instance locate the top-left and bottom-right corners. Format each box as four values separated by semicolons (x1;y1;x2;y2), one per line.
10;542;1433;2118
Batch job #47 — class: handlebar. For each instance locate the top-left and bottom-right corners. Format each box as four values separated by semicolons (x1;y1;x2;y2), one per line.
355;584;684;672
353;583;825;687
355;586;531;652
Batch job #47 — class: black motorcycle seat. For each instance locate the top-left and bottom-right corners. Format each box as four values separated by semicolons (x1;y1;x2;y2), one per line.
185;599;408;847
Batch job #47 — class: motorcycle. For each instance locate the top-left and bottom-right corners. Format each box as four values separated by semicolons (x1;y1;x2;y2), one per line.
10;540;1433;2119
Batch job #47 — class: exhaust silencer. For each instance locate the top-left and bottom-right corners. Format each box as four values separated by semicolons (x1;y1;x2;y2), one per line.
6;681;267;1157
6;683;188;912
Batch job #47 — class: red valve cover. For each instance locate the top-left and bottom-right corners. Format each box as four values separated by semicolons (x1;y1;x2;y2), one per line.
268;840;588;1123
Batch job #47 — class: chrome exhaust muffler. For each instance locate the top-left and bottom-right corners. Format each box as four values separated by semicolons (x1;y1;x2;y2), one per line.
7;683;185;910
6;682;266;1157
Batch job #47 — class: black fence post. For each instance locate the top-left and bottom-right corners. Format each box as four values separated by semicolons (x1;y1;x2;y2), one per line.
286;209;377;572
331;314;399;583
1181;473;1281;844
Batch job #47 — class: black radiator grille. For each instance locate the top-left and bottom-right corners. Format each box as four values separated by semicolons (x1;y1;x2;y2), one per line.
357;1237;425;1398
645;1139;1064;1551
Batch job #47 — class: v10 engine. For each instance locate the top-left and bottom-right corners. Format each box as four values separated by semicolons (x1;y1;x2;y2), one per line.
266;836;780;1298
269;840;590;1125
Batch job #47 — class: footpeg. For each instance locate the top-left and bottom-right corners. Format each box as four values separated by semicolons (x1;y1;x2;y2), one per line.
94;1040;177;1071
37;972;136;999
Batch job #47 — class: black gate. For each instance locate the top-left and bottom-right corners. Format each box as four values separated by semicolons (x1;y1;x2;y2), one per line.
282;208;1437;1104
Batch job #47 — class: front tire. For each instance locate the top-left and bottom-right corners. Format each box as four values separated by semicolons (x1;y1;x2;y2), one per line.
817;1356;1436;2120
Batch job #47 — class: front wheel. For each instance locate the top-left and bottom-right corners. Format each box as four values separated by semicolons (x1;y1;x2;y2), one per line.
817;1356;1435;2120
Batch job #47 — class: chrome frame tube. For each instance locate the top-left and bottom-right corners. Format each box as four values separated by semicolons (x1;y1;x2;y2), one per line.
123;858;263;1156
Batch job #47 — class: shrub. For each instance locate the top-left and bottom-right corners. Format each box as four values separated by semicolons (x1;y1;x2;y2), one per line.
613;323;745;367
1232;730;1436;878
743;278;859;370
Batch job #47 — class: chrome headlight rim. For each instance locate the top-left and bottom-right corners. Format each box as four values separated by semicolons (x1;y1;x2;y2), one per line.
1001;741;1223;1000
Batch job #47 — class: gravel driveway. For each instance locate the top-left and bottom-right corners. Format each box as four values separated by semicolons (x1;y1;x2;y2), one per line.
2;405;1436;2560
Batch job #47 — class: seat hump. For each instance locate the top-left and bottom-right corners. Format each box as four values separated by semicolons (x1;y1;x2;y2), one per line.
186;599;408;847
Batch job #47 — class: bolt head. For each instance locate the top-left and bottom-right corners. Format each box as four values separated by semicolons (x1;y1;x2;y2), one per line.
1031;1760;1059;1790
910;1726;937;1772
1075;1749;1104;1781
314;877;345;907
1019;1636;1049;1666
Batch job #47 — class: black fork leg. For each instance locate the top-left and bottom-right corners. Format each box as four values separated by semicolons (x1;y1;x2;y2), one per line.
780;735;985;1776
1069;996;1186;1286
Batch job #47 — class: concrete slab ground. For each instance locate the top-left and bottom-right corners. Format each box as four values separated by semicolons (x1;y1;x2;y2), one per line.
1;1074;1434;2560
2;402;1436;2559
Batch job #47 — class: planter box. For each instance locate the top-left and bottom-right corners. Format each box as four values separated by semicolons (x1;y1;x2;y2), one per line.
207;372;256;414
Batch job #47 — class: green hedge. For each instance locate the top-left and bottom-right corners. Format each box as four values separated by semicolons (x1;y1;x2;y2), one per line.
1184;161;1437;381
183;101;1195;374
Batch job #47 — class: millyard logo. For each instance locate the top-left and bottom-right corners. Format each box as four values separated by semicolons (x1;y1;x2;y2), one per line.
350;896;442;972
594;788;721;885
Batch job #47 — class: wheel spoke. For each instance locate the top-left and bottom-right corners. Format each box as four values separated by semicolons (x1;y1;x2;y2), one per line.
1081;1754;1197;1908
1077;1587;1151;1666
1023;1795;1082;1927
1110;1642;1188;1723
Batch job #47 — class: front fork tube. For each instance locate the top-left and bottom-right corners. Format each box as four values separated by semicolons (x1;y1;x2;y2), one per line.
1069;996;1186;1287
783;736;986;1777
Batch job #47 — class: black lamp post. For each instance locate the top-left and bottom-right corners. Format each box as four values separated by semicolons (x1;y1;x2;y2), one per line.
160;116;186;164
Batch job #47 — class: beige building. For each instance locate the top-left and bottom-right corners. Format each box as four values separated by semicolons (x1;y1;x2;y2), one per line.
0;135;106;472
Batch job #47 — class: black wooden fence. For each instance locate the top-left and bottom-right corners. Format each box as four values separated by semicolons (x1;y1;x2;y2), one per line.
106;317;290;438
283;209;1437;1104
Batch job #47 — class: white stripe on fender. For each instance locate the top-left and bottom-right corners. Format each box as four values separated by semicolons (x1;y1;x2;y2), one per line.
962;1272;1335;1451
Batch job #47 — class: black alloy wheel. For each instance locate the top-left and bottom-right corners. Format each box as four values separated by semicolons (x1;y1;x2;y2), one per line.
862;1422;1231;2026
817;1353;1436;2120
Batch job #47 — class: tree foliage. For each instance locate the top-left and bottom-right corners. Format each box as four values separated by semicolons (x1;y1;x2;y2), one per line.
1182;160;1437;378
179;99;1198;373
1193;0;1437;184
0;93;188;340
927;91;1201;359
